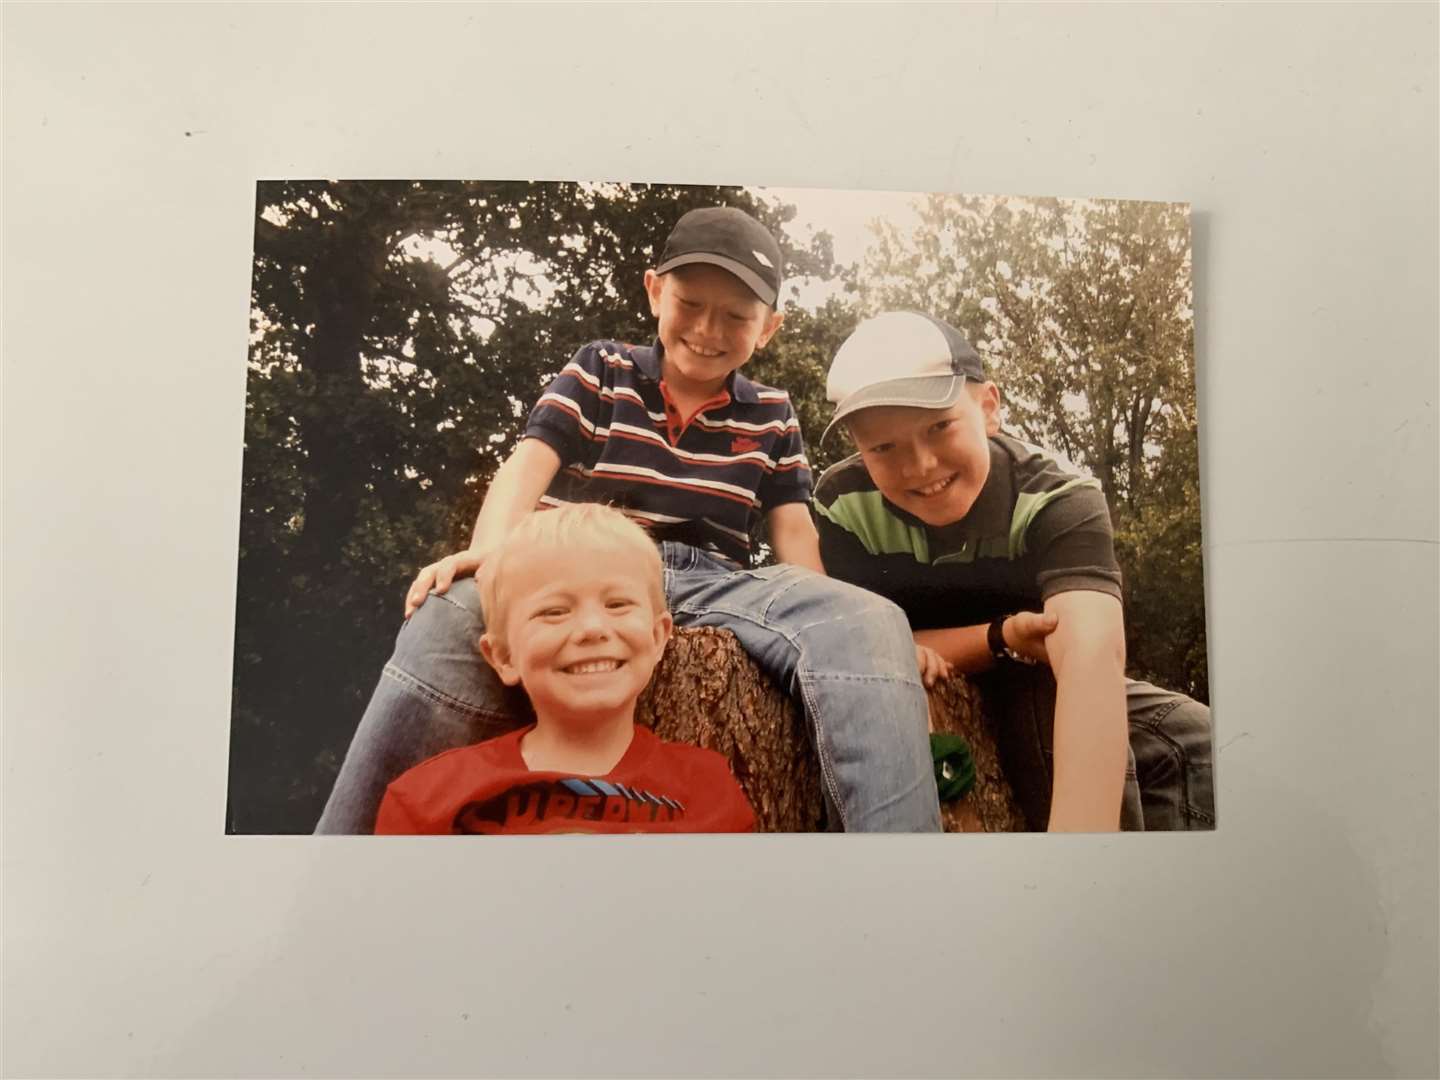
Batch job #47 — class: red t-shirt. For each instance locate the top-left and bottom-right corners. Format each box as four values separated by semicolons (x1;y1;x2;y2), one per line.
375;725;756;834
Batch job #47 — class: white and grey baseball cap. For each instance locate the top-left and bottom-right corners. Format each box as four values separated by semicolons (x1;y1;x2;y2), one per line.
822;311;985;442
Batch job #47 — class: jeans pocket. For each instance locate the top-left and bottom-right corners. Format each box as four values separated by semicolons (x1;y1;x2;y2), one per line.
659;541;700;573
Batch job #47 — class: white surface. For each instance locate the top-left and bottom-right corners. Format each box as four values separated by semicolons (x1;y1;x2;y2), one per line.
4;3;1436;1078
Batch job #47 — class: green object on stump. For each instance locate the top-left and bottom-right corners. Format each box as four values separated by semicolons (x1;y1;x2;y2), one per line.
930;733;976;802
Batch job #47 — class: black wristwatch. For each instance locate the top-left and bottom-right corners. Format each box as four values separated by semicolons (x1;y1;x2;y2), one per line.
987;615;1035;665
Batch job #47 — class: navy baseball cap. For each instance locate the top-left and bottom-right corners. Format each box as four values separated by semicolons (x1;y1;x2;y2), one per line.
822;312;985;443
656;206;784;307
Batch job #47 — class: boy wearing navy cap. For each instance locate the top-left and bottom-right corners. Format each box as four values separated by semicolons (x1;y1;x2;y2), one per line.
814;312;1214;832
318;209;942;834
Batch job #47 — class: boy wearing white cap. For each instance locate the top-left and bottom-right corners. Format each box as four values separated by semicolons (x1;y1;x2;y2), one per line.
814;312;1214;832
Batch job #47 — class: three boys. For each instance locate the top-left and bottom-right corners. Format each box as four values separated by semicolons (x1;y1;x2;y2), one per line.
320;204;1212;835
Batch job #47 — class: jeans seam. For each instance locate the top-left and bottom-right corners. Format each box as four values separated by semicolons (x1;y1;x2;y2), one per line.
1130;696;1185;731
795;670;847;831
672;597;867;644
420;585;481;619
805;672;925;687
1129;717;1206;826
380;662;513;723
687;566;811;624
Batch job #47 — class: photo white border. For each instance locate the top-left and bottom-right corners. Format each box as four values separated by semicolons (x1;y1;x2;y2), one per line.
4;4;1436;1077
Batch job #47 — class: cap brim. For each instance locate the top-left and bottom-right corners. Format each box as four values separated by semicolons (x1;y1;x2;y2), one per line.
820;374;967;445
654;252;778;307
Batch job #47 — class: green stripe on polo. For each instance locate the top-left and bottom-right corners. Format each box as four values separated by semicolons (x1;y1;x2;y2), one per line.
816;490;932;563
1008;477;1101;557
813;434;1123;633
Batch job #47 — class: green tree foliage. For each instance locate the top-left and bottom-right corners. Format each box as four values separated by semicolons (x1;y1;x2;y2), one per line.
233;181;833;832
747;296;858;478
860;195;1208;699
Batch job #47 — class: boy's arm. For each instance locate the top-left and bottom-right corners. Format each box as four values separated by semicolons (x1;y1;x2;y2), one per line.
404;438;562;617
766;502;825;573
912;611;1058;674
469;438;563;551
1041;589;1128;832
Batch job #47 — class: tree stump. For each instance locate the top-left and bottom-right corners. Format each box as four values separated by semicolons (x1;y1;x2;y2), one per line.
635;626;1025;832
926;672;1029;833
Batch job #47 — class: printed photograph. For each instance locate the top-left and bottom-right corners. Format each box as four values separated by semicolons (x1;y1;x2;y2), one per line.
230;180;1214;835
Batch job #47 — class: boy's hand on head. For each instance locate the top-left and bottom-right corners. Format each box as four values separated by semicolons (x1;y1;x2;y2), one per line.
1004;611;1059;666
914;642;953;689
405;549;489;618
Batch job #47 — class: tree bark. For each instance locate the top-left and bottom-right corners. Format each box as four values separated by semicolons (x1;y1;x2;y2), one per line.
636;626;1025;832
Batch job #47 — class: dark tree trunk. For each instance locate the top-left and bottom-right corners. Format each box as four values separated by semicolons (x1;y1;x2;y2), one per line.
292;219;388;580
636;627;1025;832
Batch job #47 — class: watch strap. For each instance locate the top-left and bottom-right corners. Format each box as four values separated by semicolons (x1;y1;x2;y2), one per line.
988;614;1037;665
987;615;1009;661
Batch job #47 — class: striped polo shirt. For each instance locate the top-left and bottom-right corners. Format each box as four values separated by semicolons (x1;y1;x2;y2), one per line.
522;339;812;565
813;433;1122;630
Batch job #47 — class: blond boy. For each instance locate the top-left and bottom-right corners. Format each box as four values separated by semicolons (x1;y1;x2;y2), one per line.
375;504;755;834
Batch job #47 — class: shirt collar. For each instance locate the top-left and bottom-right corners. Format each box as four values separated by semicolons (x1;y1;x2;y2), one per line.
635;339;761;404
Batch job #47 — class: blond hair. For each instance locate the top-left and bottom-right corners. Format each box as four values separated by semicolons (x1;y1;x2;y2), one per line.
479;503;666;649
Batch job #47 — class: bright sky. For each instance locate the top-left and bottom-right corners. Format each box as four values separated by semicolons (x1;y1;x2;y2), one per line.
388;184;931;317
756;185;926;309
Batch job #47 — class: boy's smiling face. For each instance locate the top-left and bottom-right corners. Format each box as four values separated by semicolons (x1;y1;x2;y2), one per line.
481;546;672;725
846;383;1002;527
644;264;783;399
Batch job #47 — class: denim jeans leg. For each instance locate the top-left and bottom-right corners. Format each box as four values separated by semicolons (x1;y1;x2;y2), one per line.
664;553;940;833
1126;680;1215;830
314;579;530;834
977;663;1144;831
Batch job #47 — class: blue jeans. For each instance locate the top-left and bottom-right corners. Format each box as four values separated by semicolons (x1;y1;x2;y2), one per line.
316;543;942;833
976;662;1215;831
